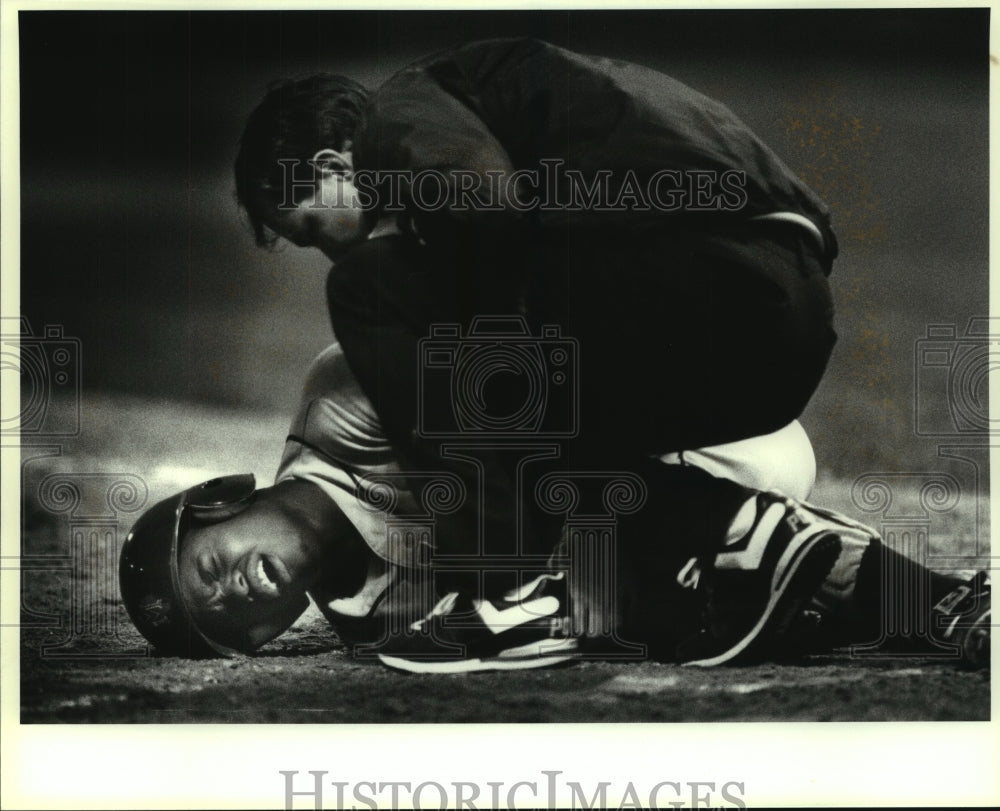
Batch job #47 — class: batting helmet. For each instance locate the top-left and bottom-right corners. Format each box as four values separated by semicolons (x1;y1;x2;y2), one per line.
118;474;257;657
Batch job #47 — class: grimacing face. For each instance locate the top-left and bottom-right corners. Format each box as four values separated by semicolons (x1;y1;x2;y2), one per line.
177;504;323;651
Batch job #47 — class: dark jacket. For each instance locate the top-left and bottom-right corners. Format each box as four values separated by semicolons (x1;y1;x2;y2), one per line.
354;38;835;252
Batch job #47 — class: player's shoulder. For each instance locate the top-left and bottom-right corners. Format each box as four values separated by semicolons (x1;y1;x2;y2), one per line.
302;341;358;397
311;341;348;369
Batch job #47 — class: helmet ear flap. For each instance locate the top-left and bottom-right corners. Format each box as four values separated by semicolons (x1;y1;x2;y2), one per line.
187;474;257;523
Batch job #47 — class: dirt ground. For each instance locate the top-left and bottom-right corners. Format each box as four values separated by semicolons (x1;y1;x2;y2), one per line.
19;622;991;724
13;394;993;724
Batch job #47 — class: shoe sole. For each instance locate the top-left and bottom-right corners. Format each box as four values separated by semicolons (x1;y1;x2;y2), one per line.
378;638;579;674
683;531;842;667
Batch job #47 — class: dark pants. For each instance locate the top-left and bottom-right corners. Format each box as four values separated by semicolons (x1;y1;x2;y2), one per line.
524;220;836;461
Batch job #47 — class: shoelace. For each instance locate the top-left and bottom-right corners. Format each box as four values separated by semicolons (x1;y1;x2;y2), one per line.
676;557;702;590
410;591;459;631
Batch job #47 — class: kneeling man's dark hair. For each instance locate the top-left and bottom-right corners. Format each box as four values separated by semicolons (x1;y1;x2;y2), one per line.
235;74;369;246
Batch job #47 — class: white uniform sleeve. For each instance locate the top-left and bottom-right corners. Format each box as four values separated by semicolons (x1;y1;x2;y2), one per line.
274;343;429;570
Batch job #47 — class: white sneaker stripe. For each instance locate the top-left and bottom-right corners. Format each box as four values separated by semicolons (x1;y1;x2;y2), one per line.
715;502;787;571
475;596;560;635
772;526;824;591
504;571;565;602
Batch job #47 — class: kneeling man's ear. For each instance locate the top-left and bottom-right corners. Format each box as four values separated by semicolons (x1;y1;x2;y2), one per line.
311;148;353;178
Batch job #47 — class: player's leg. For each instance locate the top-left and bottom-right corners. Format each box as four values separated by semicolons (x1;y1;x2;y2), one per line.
668;490;991;669
612;422;847;665
823;541;991;668
530;219;843;665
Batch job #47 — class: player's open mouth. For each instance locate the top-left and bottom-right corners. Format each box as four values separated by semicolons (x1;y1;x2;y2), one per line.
245;552;288;599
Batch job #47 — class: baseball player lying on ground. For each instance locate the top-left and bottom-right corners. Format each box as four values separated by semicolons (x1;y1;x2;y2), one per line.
120;38;990;672
119;340;991;672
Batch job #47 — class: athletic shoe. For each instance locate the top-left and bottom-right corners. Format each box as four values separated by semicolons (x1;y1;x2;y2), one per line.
377;572;579;674
933;570;991;669
677;492;843;666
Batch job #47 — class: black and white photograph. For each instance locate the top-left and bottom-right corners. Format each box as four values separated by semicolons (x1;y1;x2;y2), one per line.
1;2;997;808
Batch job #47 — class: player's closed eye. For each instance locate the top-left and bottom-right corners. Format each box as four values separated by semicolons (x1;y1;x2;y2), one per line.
197;552;223;589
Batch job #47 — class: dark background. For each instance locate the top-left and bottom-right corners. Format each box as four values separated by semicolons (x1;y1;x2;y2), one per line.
16;8;990;476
